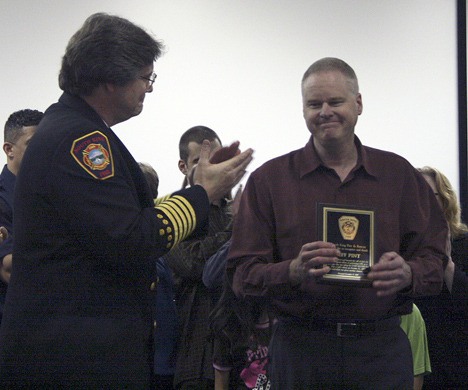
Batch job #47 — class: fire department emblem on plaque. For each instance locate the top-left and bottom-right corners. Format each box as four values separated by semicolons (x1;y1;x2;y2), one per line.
338;216;359;240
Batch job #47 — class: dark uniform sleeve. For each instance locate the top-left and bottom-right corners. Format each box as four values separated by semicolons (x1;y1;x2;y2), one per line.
154;187;210;252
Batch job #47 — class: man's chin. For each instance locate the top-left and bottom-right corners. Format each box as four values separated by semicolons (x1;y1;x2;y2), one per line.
132;105;144;117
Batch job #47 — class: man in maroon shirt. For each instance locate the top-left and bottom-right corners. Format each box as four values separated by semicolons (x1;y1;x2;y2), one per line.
227;57;447;389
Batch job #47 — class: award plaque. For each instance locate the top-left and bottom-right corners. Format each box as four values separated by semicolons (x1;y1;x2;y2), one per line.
317;203;375;285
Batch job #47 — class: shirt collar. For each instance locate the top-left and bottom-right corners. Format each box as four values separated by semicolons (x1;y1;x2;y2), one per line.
298;135;378;179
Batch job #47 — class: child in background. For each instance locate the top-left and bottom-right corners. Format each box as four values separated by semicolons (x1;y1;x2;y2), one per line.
139;162;178;389
209;278;271;390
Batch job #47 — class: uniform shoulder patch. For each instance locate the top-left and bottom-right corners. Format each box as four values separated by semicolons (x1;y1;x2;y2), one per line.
70;131;114;180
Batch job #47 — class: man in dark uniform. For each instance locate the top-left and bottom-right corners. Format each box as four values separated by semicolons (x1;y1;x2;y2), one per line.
0;13;253;388
0;109;43;321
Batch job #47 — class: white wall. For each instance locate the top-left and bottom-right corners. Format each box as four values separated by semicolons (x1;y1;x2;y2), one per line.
0;0;459;196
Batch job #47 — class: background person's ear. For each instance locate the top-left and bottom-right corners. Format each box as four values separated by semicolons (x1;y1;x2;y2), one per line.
178;159;188;175
3;143;13;159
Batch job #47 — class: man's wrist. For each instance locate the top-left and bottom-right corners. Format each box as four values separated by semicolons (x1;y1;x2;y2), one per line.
289;260;304;286
399;262;413;294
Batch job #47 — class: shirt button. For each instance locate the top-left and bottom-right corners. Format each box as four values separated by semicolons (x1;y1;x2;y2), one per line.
153;320;157;329
150;282;157;291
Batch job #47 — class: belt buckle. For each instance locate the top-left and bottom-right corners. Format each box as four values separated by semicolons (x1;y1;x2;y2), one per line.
337;322;357;337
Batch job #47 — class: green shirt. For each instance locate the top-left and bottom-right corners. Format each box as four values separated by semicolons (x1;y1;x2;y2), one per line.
400;304;431;376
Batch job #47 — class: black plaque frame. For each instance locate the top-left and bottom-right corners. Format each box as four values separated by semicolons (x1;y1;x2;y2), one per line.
317;203;375;285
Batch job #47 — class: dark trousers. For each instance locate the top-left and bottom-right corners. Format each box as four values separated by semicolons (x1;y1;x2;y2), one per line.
153;374;175;389
176;378;214;390
269;317;413;390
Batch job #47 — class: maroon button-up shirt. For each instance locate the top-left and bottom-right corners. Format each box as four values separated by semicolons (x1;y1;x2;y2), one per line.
227;136;447;320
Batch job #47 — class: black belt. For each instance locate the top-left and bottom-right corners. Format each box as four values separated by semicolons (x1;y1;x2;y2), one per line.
278;316;401;337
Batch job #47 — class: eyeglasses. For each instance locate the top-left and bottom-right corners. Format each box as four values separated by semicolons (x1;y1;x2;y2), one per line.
140;72;157;86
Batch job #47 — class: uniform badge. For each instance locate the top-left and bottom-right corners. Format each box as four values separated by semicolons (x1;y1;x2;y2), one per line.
71;131;114;180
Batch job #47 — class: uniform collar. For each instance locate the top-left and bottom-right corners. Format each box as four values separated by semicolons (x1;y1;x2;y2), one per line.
0;165;16;189
58;93;110;130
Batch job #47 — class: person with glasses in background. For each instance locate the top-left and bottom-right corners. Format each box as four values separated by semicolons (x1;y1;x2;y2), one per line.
0;13;253;389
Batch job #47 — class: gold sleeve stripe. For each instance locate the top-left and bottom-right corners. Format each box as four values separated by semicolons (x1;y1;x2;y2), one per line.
168;195;197;239
167;195;197;224
157;203;183;244
154;194;171;206
165;203;193;243
155;195;197;245
166;197;196;231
